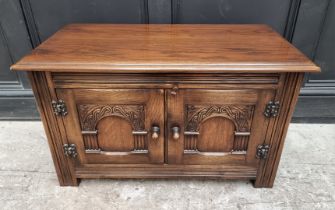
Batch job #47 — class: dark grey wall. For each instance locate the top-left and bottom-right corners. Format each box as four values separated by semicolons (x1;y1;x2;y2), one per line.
292;0;335;122
27;0;149;42
0;0;38;119
171;0;292;33
0;0;334;122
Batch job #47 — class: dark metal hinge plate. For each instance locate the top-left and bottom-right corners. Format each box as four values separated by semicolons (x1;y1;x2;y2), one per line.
264;101;280;118
52;100;68;116
63;144;77;158
256;144;270;159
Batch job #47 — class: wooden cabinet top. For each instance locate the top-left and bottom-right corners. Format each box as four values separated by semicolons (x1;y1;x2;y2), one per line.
12;24;319;73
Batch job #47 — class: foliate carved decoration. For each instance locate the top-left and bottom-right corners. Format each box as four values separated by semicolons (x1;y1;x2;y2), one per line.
185;105;254;132
78;104;145;131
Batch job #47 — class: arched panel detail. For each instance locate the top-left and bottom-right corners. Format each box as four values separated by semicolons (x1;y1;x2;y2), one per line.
96;116;134;152
185;104;254;132
197;117;235;152
78;104;145;131
184;104;254;153
77;104;148;153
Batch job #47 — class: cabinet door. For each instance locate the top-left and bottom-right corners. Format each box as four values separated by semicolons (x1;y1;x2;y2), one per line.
167;89;274;166
56;89;164;164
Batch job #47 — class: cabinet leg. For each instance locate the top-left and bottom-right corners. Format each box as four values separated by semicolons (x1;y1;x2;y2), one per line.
52;159;79;186
252;179;274;188
59;178;80;187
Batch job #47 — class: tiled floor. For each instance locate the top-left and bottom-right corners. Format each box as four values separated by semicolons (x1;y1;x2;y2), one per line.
0;122;334;210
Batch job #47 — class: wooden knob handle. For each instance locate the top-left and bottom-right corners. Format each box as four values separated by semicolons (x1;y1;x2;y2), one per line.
172;126;180;140
151;126;160;140
152;132;159;139
170;86;178;95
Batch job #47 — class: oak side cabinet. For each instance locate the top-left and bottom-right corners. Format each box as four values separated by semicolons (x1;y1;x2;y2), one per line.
11;24;320;188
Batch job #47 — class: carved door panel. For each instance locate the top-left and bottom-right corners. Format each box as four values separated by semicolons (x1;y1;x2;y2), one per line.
56;89;164;164
167;89;275;166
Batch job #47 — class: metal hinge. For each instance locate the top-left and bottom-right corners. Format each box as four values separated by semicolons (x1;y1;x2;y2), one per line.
63;144;77;158
256;144;270;159
264;101;280;118
52;100;68;116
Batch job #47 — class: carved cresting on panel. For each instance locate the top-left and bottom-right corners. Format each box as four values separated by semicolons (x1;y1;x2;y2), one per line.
184;105;254;153
78;104;147;153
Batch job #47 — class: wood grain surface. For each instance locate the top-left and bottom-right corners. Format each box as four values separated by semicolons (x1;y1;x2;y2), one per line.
11;24;319;73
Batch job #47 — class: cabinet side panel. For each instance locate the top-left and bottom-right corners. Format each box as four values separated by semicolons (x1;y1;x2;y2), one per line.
27;71;78;186
255;72;304;188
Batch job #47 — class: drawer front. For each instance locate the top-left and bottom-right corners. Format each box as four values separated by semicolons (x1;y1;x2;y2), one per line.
56;88;164;165
167;89;275;166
